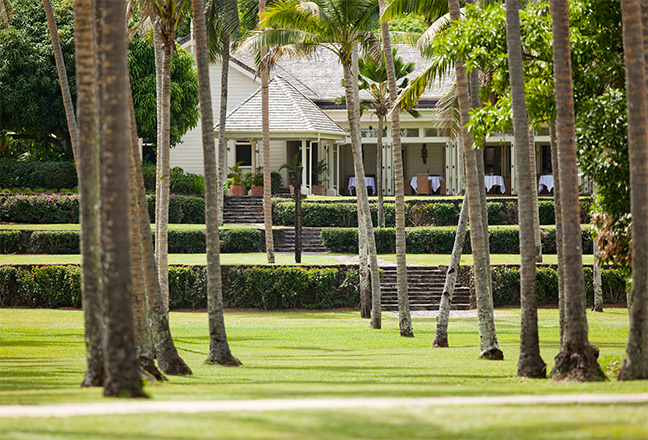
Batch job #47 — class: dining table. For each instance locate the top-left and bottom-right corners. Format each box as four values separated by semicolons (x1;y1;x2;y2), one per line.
348;176;376;195
409;175;445;193
538;175;554;193
484;175;506;193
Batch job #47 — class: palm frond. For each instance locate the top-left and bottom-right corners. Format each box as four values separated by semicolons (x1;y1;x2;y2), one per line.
396;53;453;109
382;0;447;22
416;11;452;53
436;82;460;141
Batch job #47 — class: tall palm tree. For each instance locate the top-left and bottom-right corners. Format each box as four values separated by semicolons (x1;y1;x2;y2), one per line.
97;0;147;397
1;0;11;29
193;0;242;366
618;0;648;381
259;0;275;264
246;0;383;328
355;50;416;229
549;121;565;343
207;0;240;225
74;0;104;387
151;0;190;311
447;0;502;359
43;0;79;160
378;0;412;336
549;0;602;381
505;0;545;378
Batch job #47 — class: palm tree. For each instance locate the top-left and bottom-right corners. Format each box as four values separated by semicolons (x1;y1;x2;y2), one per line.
193;0;242;366
97;0;147;397
355;50;416;230
618;0;648;381
445;0;502;359
549;121;565;343
549;0;602;381
505;0;545;378
151;0;190;311
43;0;79;160
1;0;11;29
207;0;240;225
246;0;383;328
378;0;412;336
74;0;104;387
259;0;275;264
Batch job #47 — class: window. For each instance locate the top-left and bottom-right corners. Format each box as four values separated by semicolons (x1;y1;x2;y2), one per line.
236;143;252;166
400;128;419;137
425;127;439;137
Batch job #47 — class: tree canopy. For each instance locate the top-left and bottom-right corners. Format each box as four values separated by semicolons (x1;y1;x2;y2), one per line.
0;0;199;161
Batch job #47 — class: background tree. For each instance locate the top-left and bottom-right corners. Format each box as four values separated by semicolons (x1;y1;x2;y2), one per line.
247;0;384;328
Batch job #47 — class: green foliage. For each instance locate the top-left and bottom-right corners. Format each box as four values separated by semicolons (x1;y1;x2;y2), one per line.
0;161;78;189
491;265;626;307
538;201;555;225
128;36;199;147
0;230;25;253
424;203;460;226
225;161;246;187
271;171;282;194
0;0;77;159
147;194;205;224
0;265;359;310
0;194;79;223
28;230;79;254
0;264;81;308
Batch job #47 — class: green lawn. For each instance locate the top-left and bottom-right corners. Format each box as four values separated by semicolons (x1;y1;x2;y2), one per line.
0;308;646;439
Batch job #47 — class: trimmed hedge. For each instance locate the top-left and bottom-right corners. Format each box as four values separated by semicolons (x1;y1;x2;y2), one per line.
273;198;592;227
321;226;594;255
491;266;627;307
1;228;263;254
0;265;360;310
0;194;206;224
0;161;78;190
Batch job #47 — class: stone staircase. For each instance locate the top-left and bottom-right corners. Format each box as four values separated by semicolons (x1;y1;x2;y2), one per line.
223;196;264;224
380;266;472;311
274;227;328;253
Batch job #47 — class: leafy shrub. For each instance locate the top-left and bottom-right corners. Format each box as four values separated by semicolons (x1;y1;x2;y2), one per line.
538;201;555;225
486;202;505;225
29;230;80;254
490;265;626;307
425;203;460;226
147;194;205;224
0;161;78;190
221;229;263;253
0;230;25;253
0;265;82;308
271;171;283;194
0;194;79;223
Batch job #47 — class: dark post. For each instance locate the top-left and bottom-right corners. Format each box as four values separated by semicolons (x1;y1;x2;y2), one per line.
289;167;303;263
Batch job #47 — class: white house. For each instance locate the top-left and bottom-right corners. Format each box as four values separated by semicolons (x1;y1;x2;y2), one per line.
171;36;583;196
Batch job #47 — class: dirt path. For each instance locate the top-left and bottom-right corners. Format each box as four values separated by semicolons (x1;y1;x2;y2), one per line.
2;394;647;418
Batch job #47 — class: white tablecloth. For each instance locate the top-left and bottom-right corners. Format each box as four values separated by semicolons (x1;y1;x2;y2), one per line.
484;175;506;193
348;176;376;194
410;175;445;193
538;175;554;193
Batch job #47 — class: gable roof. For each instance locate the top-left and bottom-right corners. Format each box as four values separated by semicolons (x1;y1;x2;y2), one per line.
233;45;455;103
218;76;348;140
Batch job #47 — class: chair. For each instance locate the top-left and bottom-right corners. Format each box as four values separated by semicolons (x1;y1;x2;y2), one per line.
416;173;431;195
366;174;376;196
504;176;511;195
344;175;354;195
437;178;447;196
404;179;413;195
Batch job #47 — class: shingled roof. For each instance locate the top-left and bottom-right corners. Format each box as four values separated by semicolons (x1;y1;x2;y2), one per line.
218;76;348;139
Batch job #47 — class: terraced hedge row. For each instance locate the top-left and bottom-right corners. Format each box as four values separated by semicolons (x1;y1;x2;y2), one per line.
0;265;360;310
1;194;592;226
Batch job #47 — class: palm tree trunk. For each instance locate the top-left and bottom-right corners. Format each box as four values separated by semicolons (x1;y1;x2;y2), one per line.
618;0;648;381
154;24;174;312
97;0;146;397
75;0;104;387
528;128;542;263
359;224;371;318
193;0;241;367
549;0;602;381
43;0;79;160
549;121;565;343
218;34;230;226
506;0;546;378
433;196;468;348
376;114;385;228
379;0;412;337
342;60;382;330
449;0;502;359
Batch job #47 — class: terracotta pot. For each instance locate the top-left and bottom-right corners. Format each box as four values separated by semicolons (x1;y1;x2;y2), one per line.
250;185;264;197
311;185;326;196
229;184;246;196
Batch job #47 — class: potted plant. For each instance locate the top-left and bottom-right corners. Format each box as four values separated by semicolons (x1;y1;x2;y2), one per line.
279;153;302;195
311;159;328;196
225;161;246;196
247;166;264;196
